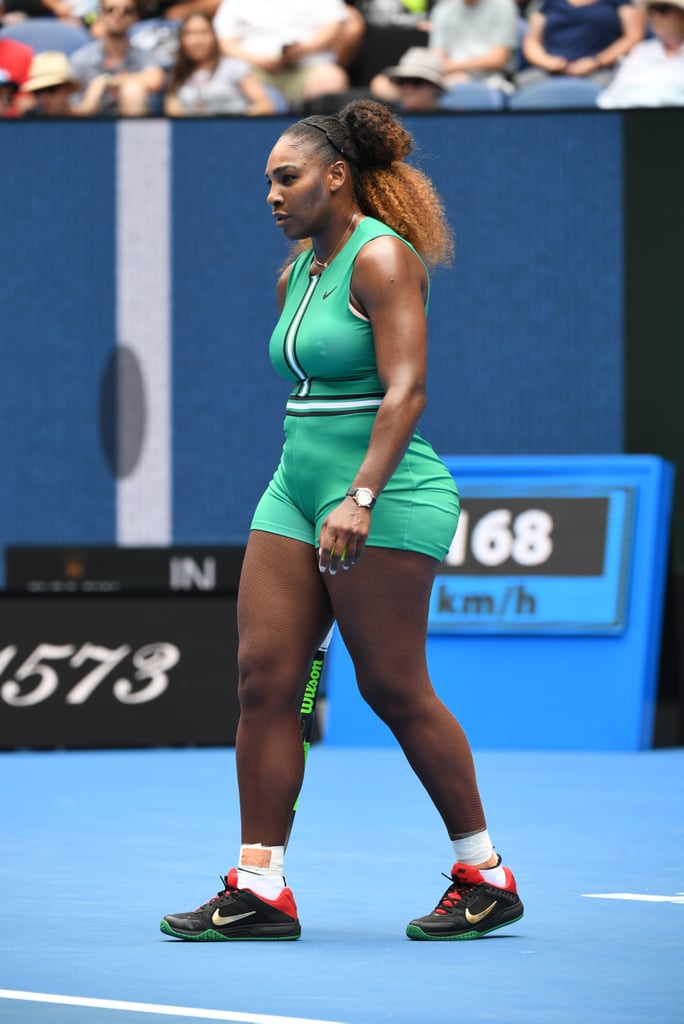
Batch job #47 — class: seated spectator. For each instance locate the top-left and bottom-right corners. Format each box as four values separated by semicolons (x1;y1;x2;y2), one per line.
0;66;19;115
20;49;80;114
164;11;275;114
519;0;645;85
371;44;446;108
69;0;165;114
371;0;517;96
597;0;684;105
212;0;350;111
430;0;519;91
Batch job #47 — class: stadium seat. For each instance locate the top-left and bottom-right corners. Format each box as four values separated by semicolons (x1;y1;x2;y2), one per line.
0;17;91;55
439;81;507;111
508;76;602;109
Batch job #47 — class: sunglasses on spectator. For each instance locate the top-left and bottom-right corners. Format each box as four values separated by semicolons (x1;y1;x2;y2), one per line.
648;3;678;12
397;77;433;87
103;4;137;13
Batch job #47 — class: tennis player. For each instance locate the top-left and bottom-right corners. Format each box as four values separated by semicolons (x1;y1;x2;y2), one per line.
161;99;524;942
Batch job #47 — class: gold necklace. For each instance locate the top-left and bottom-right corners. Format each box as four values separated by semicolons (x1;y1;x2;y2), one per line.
312;214;357;269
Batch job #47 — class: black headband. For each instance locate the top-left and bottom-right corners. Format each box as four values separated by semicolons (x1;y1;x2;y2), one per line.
300;119;357;164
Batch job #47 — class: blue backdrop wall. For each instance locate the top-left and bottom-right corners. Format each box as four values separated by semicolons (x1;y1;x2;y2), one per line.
0;113;624;584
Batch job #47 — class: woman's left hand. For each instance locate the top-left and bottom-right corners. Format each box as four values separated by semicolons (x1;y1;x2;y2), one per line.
317;500;371;575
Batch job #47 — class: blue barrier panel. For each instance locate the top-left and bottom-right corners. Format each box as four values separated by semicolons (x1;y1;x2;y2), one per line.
0;123;118;563
0;115;624;586
324;455;674;751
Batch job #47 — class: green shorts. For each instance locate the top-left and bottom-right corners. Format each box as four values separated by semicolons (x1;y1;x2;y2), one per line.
251;410;460;562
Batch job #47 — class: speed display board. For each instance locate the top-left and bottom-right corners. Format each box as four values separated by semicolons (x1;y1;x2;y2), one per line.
429;489;634;634
325;455;674;750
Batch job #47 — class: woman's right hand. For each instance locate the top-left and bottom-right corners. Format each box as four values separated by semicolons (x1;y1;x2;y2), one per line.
565;56;599;76
544;54;569;72
317;499;371;576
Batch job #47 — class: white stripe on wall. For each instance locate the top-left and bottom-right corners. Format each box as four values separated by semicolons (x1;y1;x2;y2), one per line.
116;120;171;544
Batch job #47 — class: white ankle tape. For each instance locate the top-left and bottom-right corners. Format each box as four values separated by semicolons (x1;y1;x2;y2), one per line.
451;830;494;865
239;843;285;877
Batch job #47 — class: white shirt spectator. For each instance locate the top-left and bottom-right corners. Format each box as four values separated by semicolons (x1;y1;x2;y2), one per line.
597;36;684;106
429;0;519;64
175;55;253;114
213;0;349;67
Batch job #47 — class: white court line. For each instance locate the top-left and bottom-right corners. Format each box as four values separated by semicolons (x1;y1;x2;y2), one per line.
583;893;684;903
0;990;348;1024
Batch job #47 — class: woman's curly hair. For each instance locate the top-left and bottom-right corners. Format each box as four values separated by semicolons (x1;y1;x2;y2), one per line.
282;100;455;271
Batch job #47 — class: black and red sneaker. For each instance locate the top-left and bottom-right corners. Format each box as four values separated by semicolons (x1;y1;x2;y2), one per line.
406;861;524;940
160;868;301;941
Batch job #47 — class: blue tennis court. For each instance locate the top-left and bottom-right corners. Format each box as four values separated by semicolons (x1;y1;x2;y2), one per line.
1;744;682;1024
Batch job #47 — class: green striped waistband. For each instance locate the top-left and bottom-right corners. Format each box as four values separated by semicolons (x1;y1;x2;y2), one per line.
285;392;384;417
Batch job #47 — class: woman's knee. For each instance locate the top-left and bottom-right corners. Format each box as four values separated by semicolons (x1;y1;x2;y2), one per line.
357;672;430;729
237;644;301;716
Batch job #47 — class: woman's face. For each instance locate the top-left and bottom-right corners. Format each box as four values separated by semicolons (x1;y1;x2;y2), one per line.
648;2;684;42
265;136;334;240
34;83;74;115
180;17;216;62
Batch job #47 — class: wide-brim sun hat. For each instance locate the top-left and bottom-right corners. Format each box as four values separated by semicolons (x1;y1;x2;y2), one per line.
21;51;79;92
382;47;447;92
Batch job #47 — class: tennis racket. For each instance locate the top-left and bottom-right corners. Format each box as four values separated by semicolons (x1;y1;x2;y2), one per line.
284;624;335;851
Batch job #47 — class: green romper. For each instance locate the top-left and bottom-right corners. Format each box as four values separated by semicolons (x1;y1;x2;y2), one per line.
250;216;460;561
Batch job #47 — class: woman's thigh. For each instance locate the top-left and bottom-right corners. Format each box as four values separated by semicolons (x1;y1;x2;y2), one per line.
237;530;334;704
323;546;440;693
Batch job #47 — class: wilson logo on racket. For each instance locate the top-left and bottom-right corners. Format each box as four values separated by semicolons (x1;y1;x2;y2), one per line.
300;659;324;714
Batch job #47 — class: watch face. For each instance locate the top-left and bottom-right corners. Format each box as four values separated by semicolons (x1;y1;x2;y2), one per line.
356;488;374;507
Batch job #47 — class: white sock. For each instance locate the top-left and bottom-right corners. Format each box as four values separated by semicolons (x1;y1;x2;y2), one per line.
480;862;507;887
237;844;285;899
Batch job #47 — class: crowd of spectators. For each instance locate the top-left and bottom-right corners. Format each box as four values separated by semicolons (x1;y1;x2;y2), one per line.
1;0;683;117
